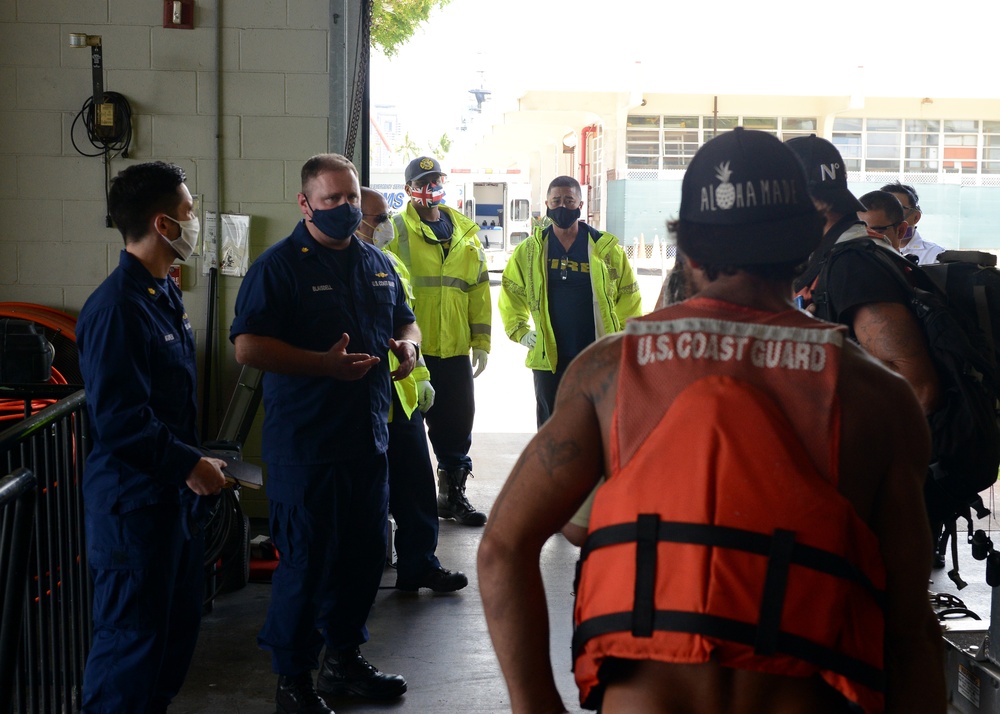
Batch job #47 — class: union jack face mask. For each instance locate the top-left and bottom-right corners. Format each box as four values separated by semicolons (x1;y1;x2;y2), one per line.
410;183;445;207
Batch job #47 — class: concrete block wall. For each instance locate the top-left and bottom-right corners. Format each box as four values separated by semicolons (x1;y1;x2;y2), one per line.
1;0;342;515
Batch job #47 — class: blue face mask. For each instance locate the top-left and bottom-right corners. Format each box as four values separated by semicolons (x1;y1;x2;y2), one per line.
305;199;363;241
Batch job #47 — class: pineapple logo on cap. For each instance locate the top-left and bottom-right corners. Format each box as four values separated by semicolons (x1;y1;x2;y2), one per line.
698;156;800;214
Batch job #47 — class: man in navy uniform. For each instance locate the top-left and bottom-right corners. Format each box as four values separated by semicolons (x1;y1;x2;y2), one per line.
77;161;227;713
232;154;418;713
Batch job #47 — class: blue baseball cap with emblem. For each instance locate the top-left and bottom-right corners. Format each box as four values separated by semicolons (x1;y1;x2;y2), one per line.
404;156;445;184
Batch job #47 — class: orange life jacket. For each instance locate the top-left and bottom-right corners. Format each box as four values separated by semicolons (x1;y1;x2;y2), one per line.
573;297;887;713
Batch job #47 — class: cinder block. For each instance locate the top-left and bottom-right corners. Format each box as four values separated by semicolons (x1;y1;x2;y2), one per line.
151;26;220;71
152;114;223;158
239;29;326;73
63;200;117;238
219;160;285;203
223;0;286;29
20;241;108;285
287;0;328;29
285;74;328;117
111;69;197;114
236;201;302;254
0;198;64;242
17;0;108;24
0;156;16;198
0;243;16;284
0;22;60;67
61;24;153;71
0;285;65;307
17;67;92;112
18;156;105;200
109;0;160;25
0;112;62;155
242;116;326;160
198;72;284;117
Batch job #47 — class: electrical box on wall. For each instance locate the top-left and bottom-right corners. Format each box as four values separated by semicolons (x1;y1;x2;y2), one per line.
168;265;183;290
163;0;194;29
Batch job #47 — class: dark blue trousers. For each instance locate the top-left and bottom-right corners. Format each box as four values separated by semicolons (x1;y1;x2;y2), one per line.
532;368;566;429
259;455;389;675
423;355;475;472
388;392;441;581
82;503;204;714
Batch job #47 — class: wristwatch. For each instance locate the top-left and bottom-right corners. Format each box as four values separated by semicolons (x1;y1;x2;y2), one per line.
403;339;421;360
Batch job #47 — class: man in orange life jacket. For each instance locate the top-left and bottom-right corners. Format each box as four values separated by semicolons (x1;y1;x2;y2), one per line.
478;128;945;714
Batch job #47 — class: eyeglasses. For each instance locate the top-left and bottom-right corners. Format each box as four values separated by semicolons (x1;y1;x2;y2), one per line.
364;212;390;224
411;176;446;188
869;220;902;233
900;205;920;216
560;256;569;280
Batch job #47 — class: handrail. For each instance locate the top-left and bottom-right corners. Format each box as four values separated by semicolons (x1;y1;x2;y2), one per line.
0;467;38;714
0;388;85;450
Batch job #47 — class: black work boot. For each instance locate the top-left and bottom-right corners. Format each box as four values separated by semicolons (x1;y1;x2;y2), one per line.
396;566;468;592
316;647;407;700
275;672;334;714
437;468;487;526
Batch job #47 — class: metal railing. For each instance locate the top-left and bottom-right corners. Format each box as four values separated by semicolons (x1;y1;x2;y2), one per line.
0;388;90;714
0;467;37;714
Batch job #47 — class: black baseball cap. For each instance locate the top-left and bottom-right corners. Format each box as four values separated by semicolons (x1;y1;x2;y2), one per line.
404;156;445;184
678;128;822;265
784;134;865;214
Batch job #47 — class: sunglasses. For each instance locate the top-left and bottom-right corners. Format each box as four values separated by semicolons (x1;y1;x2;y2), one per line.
364;212;390;225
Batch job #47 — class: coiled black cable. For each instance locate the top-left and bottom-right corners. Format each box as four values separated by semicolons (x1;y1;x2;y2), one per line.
71;91;133;227
70;91;132;157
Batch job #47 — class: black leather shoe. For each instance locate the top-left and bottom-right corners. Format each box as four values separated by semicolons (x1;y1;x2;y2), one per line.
316;648;406;700
396;566;468;592
275;672;334;714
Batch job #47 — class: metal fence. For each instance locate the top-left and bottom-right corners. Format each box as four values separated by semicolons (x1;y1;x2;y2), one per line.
0;388;90;714
1;467;37;714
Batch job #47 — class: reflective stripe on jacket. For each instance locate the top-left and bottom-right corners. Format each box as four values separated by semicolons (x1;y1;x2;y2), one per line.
390;205;491;357
498;224;642;372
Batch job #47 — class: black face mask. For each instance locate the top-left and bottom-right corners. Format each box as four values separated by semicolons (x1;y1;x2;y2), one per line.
546;206;581;230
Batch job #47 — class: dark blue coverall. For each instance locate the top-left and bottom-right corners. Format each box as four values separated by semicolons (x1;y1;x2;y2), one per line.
230;223;414;675
77;250;213;713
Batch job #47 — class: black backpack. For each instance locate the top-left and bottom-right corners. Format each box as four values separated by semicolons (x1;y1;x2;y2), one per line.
923;250;1000;372
812;239;1000;525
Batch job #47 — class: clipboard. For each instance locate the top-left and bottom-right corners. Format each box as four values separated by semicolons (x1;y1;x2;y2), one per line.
200;447;264;489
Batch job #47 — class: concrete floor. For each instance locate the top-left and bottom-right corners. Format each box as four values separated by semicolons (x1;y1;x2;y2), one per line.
170;431;588;714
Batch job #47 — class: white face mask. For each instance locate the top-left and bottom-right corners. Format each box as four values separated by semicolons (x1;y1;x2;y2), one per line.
372;219;394;249
163;214;200;261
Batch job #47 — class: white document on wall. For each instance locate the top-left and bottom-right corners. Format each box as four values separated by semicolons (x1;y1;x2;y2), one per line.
219;213;251;277
202;211;219;275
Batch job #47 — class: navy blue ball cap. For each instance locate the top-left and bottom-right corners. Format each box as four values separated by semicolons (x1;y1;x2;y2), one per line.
404;156;445;184
784;134;865;214
679;128;822;265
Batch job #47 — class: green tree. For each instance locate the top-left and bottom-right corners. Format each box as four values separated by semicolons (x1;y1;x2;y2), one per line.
372;0;452;57
397;132;421;162
427;133;452;160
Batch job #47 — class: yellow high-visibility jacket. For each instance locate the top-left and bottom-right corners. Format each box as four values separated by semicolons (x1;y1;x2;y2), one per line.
389;204;491;358
384;250;430;421
499;224;642;372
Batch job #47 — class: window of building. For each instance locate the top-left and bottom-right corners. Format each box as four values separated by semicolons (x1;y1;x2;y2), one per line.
832;118;863;171
904;119;939;173
865;119;902;172
943;120;979;173
661;116;700;168
780;117;818;141
983;121;1000;174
